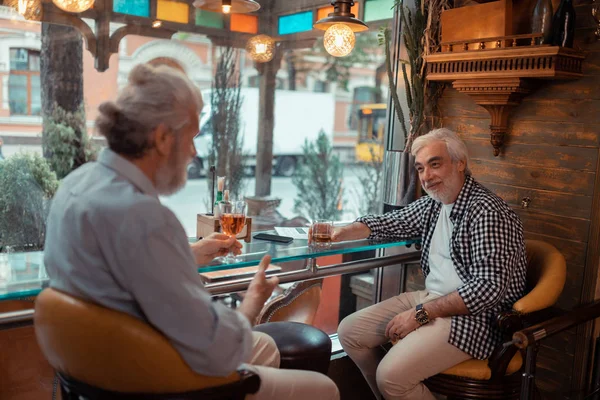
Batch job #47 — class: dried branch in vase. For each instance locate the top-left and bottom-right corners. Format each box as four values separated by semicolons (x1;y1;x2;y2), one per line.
380;0;451;152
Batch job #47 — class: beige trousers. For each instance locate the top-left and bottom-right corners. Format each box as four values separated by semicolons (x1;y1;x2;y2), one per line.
338;290;472;400
244;331;340;400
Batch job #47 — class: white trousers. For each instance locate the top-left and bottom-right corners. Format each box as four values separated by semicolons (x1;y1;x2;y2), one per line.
338;291;472;400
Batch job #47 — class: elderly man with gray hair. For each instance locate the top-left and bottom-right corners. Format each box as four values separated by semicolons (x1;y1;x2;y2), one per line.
333;128;527;400
43;64;339;400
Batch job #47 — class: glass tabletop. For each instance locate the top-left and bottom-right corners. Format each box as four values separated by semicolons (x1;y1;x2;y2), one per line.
0;236;420;301
198;236;420;273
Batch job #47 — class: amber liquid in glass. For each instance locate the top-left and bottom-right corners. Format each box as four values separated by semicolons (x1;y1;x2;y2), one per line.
220;213;246;236
313;233;332;244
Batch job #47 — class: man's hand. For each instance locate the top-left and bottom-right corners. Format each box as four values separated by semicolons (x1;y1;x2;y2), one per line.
190;233;242;265
385;309;421;341
238;255;280;325
308;222;371;244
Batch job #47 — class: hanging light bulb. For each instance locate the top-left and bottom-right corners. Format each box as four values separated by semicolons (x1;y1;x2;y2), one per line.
6;0;42;20
193;0;260;14
313;0;368;33
323;24;355;57
221;0;231;13
52;0;95;13
246;34;275;63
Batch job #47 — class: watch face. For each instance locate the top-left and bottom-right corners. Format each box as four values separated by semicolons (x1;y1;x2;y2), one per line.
416;310;429;325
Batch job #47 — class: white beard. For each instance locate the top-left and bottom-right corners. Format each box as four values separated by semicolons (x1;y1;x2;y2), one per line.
423;171;463;205
155;148;189;196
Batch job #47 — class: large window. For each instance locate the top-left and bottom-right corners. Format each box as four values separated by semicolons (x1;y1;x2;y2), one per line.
9;48;41;116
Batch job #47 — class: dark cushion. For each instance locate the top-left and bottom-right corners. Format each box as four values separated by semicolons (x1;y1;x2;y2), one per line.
253;322;332;375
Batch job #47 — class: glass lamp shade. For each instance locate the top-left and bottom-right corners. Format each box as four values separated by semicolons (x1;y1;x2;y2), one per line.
6;0;42;20
323;24;356;57
246;34;275;63
193;0;260;14
52;0;94;13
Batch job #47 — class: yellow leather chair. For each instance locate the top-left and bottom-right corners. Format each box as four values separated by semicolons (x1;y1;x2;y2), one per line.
34;288;260;399
424;239;567;400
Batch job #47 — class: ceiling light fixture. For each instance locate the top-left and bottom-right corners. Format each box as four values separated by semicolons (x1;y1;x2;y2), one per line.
193;0;260;14
313;0;368;33
52;0;95;13
6;0;42;20
246;34;275;63
323;23;356;57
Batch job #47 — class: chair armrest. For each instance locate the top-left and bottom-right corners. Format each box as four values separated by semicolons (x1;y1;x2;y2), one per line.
488;307;565;378
514;299;600;349
487;311;524;379
497;310;524;336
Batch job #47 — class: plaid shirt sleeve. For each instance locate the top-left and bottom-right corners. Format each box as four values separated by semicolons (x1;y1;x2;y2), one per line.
355;196;430;239
457;210;524;315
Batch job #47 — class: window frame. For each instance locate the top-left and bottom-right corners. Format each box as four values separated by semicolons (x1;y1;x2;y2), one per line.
8;48;41;117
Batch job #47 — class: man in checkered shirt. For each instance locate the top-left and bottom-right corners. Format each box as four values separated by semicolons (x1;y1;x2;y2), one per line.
335;128;527;400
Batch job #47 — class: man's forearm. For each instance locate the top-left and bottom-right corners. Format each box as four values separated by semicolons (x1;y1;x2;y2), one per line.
334;222;371;242
423;291;470;320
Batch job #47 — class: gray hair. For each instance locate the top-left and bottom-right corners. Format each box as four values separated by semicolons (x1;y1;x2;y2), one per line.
411;128;471;176
95;63;203;158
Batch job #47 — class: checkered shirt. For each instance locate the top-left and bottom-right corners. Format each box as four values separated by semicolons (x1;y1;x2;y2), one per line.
357;175;527;359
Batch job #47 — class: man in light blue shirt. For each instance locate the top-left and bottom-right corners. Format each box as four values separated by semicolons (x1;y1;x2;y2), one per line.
44;63;339;400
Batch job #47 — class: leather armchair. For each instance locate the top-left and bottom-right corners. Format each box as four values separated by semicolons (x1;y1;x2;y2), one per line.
422;239;567;399
34;288;260;399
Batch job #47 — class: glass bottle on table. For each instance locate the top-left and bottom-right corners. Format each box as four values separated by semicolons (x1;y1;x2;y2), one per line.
213;176;225;218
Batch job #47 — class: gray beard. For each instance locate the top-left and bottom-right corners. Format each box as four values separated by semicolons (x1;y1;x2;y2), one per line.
155;155;188;196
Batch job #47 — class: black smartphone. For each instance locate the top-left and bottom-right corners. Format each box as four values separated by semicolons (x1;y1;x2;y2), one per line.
253;233;294;244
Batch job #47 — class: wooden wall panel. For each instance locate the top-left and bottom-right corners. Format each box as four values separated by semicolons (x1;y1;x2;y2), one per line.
445;117;600;148
485;182;593;219
514;210;590;243
469;159;595;195
434;2;600;395
0;324;56;399
467;140;598;171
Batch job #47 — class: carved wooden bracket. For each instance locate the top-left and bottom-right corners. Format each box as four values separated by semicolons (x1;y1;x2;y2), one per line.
426;45;584;156
452;78;534;156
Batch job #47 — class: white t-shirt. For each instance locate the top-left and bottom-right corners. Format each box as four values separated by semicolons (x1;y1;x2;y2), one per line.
425;203;464;296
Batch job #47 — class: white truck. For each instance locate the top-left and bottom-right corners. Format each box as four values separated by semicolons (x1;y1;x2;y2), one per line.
189;88;335;178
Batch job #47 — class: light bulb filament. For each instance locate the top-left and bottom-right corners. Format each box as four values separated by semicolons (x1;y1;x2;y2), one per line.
17;0;28;15
255;43;267;54
323;24;356;57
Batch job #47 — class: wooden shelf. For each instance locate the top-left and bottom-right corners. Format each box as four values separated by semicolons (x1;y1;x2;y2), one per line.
426;46;585;156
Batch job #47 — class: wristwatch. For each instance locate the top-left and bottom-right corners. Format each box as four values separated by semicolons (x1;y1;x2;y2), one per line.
415;304;430;326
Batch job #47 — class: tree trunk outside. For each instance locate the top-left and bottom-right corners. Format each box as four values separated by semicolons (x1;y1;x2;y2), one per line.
254;54;281;197
285;50;296;91
41;23;84;158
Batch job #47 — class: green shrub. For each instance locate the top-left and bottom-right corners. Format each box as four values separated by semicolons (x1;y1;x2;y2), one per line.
44;104;98;179
0;153;59;251
292;131;344;221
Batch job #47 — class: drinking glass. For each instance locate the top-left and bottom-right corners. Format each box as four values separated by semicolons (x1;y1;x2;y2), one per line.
311;220;333;248
218;200;247;263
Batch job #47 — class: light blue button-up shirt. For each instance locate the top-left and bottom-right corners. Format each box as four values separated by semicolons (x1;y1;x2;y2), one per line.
44;148;253;376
